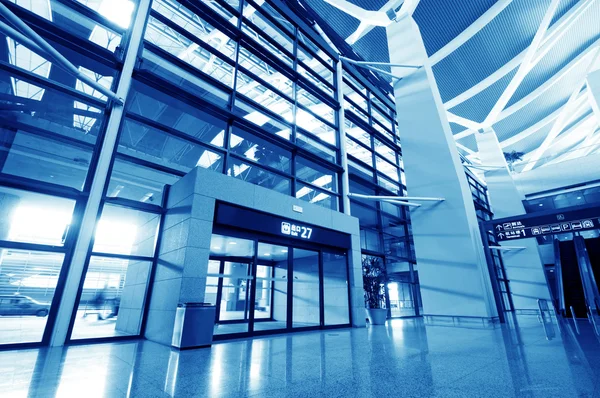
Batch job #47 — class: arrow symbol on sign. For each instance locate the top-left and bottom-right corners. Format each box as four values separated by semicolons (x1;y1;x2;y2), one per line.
496;225;503;231
498;232;505;239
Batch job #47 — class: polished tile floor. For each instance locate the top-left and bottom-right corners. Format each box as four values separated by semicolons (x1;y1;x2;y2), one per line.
2;314;600;397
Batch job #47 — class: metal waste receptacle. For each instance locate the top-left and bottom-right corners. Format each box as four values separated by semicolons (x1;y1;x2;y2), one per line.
171;302;216;349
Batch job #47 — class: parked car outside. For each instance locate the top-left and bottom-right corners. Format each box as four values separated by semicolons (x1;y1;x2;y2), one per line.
0;295;50;317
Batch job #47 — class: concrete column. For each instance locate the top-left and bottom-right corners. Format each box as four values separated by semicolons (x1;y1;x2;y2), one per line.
387;18;498;325
475;128;552;310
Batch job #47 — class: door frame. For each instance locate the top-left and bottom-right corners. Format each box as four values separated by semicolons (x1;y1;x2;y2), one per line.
210;228;351;340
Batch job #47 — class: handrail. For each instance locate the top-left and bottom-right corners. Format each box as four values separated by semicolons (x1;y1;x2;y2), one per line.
570;305;580;334
538;298;556;340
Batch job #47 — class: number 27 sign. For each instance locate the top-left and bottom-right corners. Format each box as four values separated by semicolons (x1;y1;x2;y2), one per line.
281;222;313;239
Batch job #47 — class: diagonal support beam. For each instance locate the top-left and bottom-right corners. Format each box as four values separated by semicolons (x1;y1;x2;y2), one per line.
321;0;391;26
444;0;595;110
0;2;122;103
483;0;561;126
522;48;600;171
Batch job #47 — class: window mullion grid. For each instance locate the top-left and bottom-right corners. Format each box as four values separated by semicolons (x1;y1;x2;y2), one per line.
291;25;299;199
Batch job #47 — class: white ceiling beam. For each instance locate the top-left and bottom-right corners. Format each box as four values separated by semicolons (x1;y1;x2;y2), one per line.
446;112;481;130
522;48;600;171
346;0;415;45
494;40;600;123
429;0;513;65
444;0;594;110
321;0;390;26
484;0;561;126
499;91;588;147
535;115;597;163
545;128;600;165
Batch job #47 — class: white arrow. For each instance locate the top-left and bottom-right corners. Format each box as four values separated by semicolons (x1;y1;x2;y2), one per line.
496;225;503;231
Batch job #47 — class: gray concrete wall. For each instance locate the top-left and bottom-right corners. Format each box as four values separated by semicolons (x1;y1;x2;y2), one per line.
145;167;363;346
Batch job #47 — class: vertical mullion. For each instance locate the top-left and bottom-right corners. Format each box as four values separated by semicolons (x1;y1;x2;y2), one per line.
319;250;325;327
248;239;259;333
215;260;225;323
287;247;293;330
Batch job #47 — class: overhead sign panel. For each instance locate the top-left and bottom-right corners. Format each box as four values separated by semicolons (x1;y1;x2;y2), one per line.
491;205;600;242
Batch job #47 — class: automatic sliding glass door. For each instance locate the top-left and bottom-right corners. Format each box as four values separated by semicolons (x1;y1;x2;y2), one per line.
207;232;351;338
254;242;288;332
292;248;320;328
207;234;255;336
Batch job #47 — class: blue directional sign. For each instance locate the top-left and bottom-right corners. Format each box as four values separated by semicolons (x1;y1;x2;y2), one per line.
490;204;600;242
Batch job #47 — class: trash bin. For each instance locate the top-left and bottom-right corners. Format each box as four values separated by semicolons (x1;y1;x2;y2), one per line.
171;302;216;349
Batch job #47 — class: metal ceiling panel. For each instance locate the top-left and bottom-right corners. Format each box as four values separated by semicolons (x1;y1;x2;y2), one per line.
432;0;547;102
448;68;518;123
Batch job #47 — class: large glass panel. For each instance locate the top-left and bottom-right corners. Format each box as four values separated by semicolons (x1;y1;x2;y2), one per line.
296;87;335;124
127;81;228;147
144;15;236;87
233;99;292;140
296;108;336;146
13;0;127;51
254;242;288;332
226;157;291;194
0;128;93;190
70;257;152;340
236;70;294;116
292;248;320;328
93;205;160;257
107;157;179;204
242;14;293;66
140;49;231;105
0;187;75;246
296;132;336;163
346;137;373;166
151;0;237;60
117;118;224;174
323;252;349;326
295;182;337;210
0;249;64;344
295;157;337;192
229;126;291;173
376;157;399;182
0;70;106;144
374;139;397;164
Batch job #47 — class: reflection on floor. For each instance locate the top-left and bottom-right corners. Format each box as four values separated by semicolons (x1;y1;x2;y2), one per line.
214;321;317;335
3;314;600;397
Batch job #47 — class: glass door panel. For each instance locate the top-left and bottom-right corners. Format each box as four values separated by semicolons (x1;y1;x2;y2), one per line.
219;261;251;322
388;281;415;317
255;242;288;332
323;252;350;326
292;248;320;328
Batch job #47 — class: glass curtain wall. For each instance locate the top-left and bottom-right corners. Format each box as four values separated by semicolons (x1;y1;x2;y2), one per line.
0;0;419;346
0;0;132;346
342;67;419;317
